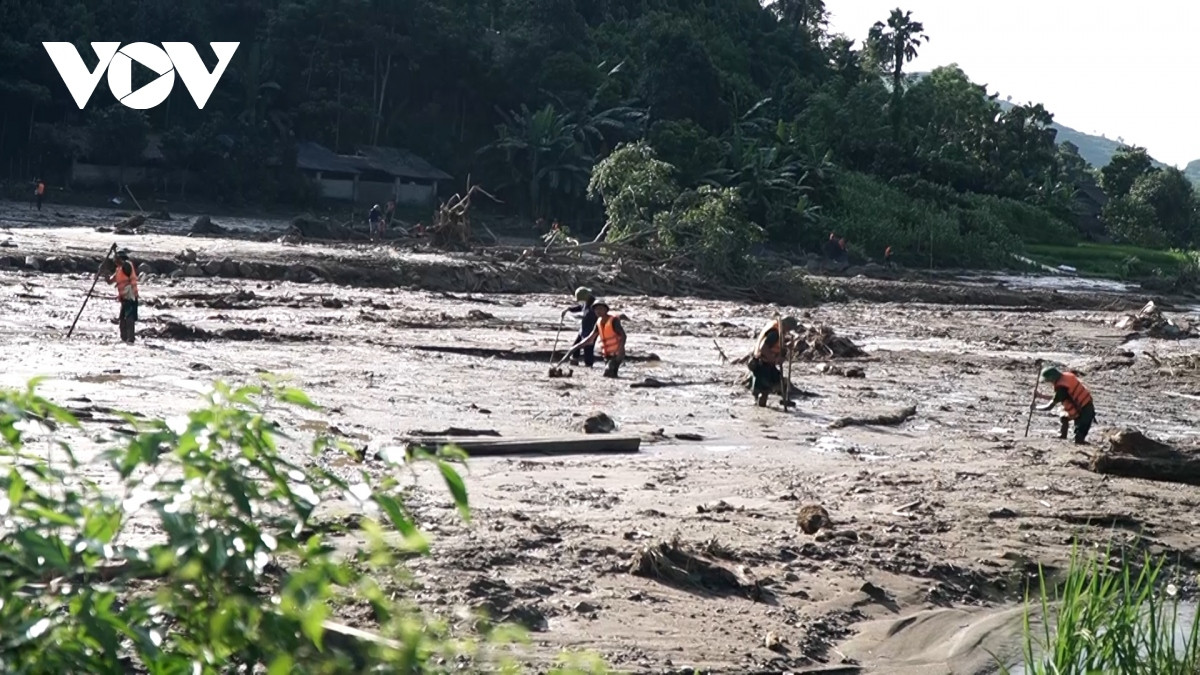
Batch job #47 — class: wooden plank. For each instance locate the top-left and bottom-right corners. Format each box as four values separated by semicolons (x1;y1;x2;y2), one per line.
404;435;641;457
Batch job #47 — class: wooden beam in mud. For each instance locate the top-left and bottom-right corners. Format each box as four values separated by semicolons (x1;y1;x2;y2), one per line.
409;344;660;363
1089;428;1200;487
405;435;641;457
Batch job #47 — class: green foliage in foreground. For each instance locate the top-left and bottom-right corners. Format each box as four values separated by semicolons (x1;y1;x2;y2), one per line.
0;379;607;674
1003;545;1200;675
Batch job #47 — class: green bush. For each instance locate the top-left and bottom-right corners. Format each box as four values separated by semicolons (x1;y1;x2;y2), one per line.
829;171;1022;268
0;379;607;674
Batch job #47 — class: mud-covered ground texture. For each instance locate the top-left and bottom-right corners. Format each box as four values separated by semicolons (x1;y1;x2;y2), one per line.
3;203;1200;674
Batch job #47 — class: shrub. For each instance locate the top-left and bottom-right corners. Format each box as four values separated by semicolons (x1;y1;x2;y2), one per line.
0;379;606;674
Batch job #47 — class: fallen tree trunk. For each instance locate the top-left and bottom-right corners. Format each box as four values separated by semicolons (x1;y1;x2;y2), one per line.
1089;428;1200;486
830;405;917;430
410;344;660;363
404;435;641;457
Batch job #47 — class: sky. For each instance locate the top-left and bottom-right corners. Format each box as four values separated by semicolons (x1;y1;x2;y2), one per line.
824;0;1199;168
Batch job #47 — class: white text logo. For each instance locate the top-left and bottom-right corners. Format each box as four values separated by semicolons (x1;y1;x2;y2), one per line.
42;42;239;110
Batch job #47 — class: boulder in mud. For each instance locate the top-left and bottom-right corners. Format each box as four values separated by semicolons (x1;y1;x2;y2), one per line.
189;215;227;236
1089;428;1200;487
584;412;616;434
202;260;223;276
117;214;146;230
797;504;832;535
289;215;364;241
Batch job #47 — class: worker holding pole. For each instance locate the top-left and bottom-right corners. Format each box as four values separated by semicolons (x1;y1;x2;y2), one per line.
1031;367;1096;445
107;249;140;344
749;316;798;408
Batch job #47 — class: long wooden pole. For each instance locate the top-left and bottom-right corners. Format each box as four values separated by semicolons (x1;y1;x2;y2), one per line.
66;244;117;339
1024;359;1045;438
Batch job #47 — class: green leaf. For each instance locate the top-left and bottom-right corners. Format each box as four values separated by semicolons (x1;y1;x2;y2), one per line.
437;460;470;521
301;603;328;649
83;507;123;543
268;654;294;675
8;469;25;507
277;387;318;409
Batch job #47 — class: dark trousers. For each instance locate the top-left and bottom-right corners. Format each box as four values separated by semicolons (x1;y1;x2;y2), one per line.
603;355;623;378
570;340;595;367
119;300;138;343
36;194;42;211
749;358;782;394
1060;403;1096;444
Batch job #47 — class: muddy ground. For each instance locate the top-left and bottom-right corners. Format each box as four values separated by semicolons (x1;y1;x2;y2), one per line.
3;202;1200;674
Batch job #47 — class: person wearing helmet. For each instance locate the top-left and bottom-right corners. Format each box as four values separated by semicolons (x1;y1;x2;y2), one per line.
562;286;599;367
106;248;139;344
749;316;799;407
556;301;626;378
368;203;384;241
1032;366;1095;444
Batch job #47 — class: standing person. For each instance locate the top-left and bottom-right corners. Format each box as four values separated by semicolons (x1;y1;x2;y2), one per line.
35;179;45;211
837;237;849;264
748;316;799;407
556;301;626;378
106;249;139;344
884;246;894;268
823;232;840;261
1032;367;1096;444
562;286;598;367
368;204;383;241
384;200;396;235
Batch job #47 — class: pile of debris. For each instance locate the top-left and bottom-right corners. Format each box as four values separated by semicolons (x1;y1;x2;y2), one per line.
734;322;866;364
1115;301;1194;339
429;182;500;250
1089;428;1200;487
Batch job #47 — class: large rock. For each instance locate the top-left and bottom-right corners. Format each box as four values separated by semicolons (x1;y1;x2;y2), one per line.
190;215;228;236
584;412;616;434
797;504;832;535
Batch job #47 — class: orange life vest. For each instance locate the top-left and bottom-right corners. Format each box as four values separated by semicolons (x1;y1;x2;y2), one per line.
36;182;45;195
114;263;138;301
1057;372;1092;419
754;320;783;362
598;316;622;358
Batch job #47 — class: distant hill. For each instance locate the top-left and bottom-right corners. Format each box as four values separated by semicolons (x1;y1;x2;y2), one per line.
1185;160;1200;183
995;99;1161;170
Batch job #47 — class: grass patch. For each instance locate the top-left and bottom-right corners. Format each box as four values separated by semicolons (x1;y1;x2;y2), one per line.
1026;243;1192;279
1000;545;1200;675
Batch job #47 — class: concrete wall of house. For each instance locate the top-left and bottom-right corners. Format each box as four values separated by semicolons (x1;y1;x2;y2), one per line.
396;181;436;205
317;177;356;201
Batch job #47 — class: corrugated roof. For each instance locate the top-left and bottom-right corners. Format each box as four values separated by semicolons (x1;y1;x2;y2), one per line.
296;141;362;174
354;145;452;181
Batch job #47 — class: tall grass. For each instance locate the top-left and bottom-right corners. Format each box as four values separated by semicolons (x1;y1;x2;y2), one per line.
1003;545;1200;675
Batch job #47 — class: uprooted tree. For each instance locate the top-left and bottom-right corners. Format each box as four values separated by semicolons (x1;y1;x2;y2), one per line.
586;142;764;282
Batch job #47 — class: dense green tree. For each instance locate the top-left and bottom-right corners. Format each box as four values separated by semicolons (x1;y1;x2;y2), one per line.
1100;145;1156;199
866;8;929;140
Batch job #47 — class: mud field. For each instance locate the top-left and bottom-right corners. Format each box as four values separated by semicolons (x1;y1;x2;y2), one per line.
3;202;1200;674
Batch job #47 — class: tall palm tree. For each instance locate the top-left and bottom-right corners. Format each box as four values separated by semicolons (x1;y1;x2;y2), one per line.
867;8;929;140
482;104;592;218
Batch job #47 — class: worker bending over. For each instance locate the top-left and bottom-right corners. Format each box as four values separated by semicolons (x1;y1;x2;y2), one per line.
557;301;626;378
107;249;139;344
1033;367;1096;444
749;316;798;407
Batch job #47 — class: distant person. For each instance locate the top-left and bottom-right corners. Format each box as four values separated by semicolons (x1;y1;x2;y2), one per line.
557;301;626;378
837;237;848;263
106;249;139;344
368;204;383;241
562;286;599;368
823;232;840;261
35;179;45;211
884;246;894;268
1032;367;1096;445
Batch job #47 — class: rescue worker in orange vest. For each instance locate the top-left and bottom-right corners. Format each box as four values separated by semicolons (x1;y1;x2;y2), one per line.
35;179;45;211
1032;367;1095;444
749;316;798;407
107;249;139;344
556;301;626;378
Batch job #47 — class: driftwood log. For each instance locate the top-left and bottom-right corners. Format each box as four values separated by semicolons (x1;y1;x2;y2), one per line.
1089;428;1200;486
830;405;917;430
